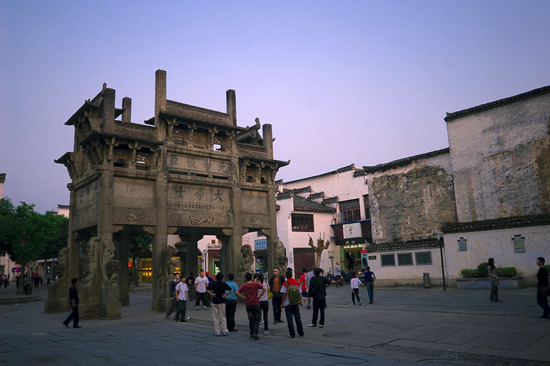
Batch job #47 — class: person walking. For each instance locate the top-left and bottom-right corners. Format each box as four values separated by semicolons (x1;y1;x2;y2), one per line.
175;275;190;322
62;278;81;329
350;272;361;306
166;272;180;319
268;268;285;324
237;272;265;340
334;262;342;282
363;266;376;304
256;272;270;336
225;273;239;332
206;272;233;336
535;257;550;319
487;258;500;302
195;270;209;310
304;268;314;309
307;268;334;328
299;268;308;307
281;269;304;338
186;273;195;302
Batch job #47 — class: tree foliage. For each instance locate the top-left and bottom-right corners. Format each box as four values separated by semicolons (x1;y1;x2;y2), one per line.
129;233;153;257
0;198;68;269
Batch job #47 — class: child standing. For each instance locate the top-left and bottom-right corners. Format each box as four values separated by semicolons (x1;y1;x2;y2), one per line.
350;272;361;306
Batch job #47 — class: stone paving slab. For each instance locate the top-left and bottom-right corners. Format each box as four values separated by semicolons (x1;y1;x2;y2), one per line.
1;285;550;365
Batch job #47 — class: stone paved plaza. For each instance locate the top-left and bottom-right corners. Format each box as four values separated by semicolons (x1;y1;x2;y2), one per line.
1;284;549;365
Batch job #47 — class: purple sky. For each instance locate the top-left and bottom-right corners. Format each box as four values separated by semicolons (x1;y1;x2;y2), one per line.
1;0;549;213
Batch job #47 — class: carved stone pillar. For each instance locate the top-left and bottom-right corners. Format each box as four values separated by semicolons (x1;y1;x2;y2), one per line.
67;188;80;281
219;230;232;275
97;169;120;319
117;227;130;306
266;181;278;275
152;171;168;312
184;233;200;278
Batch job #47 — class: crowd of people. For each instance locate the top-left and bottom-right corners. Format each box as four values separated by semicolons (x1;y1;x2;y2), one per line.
163;266;364;340
0;274;10;288
0;272;46;293
58;256;549;333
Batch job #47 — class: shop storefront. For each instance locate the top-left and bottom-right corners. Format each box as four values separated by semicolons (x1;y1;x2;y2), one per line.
332;220;372;273
133;256;181;284
207;241;222;275
254;238;268;273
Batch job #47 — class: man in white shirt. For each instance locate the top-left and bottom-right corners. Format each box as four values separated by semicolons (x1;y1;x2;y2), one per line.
175;276;190;322
334;262;342;280
195;270;210;310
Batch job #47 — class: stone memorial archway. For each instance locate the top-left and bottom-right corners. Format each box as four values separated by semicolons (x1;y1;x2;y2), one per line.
45;70;288;318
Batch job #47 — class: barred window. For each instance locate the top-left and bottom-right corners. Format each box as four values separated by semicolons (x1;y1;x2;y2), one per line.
363;194;371;220
458;237;468;252
339;199;361;223
512;235;525;253
398;253;413;266
381;254;396;266
291;213;314;232
415;252;433;265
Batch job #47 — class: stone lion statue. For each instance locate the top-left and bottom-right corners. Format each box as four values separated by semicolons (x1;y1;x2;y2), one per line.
274;240;288;274
237;244;254;277
81;236;100;286
56;247;70;285
159;246;174;283
102;239;120;285
104;259;121;284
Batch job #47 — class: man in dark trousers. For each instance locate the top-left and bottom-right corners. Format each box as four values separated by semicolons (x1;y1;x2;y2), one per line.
307;268;335;328
63;278;81;328
166;272;181;319
535;257;550;319
268;268;285;324
280;269;304;338
237;272;265;340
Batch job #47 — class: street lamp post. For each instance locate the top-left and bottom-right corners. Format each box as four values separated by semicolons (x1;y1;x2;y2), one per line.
202;249;208;273
433;229;447;291
328;250;335;275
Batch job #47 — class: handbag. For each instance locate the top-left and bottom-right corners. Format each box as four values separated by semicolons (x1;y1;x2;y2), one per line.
541;286;550;297
267;290;273;299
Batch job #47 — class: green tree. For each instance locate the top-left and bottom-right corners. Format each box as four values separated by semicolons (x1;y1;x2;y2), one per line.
0;198;16;255
0;199;67;294
39;212;69;260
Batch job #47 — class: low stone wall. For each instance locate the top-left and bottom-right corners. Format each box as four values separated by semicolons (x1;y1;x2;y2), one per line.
374;277;455;288
456;277;523;289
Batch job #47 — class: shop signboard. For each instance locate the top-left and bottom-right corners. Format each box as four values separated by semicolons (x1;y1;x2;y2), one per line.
255;238;267;251
343;222;362;239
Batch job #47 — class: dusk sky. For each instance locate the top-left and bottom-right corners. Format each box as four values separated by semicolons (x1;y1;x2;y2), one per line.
1;0;549;213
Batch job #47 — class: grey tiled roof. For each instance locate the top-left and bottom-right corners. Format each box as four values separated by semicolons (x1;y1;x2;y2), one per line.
445;85;550;122
292;195;336;213
363;148;449;174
